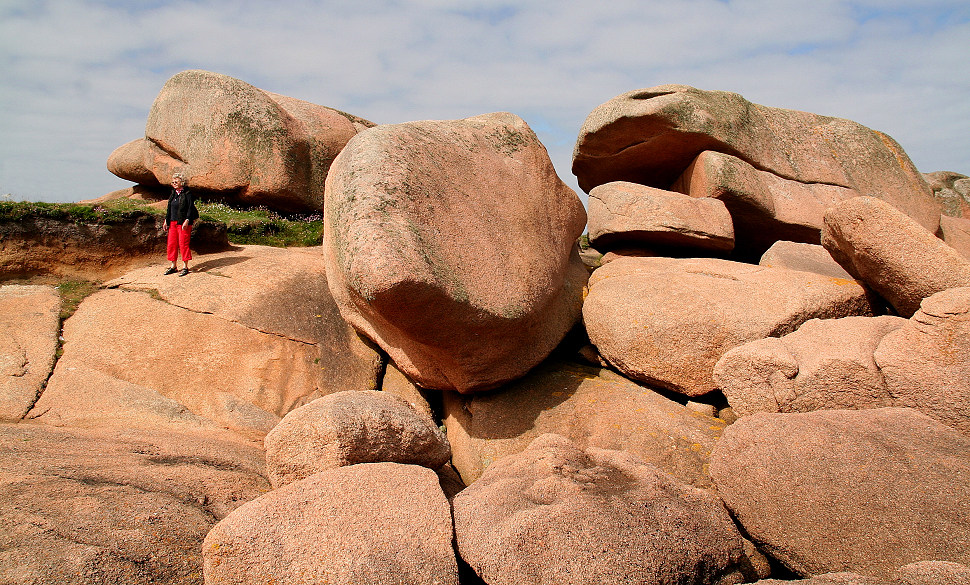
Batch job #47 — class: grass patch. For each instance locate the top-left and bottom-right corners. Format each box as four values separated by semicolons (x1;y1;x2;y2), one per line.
56;279;100;321
0;201;153;224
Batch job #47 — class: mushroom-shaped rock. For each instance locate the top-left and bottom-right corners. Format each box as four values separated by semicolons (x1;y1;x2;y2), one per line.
583;256;877;396
714;316;906;417
874;287;970;434
822;196;970;317
324;112;588;393
0;285;60;421
203;462;458;585
710;408;970;579
453;433;747;585
573;84;940;233
264;390;451;489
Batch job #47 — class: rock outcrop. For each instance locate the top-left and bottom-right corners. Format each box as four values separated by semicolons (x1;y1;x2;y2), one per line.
759;240;854;280
453;434;747;585
0;285;59;420
324;112;588;393
108;70;374;213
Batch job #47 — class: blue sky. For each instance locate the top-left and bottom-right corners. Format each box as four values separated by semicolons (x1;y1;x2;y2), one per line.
1;0;968;204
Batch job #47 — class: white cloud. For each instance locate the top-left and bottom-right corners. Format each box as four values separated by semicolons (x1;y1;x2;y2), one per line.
0;0;967;203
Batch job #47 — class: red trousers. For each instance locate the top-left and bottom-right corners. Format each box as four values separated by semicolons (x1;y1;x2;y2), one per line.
167;221;192;262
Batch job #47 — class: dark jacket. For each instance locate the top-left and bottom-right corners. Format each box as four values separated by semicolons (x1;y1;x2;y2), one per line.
166;187;200;224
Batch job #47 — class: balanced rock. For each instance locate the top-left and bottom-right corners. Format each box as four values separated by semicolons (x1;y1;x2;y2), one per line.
584;256;876;396
587;180;734;252
760;240;854;280
874;287;970;434
573;84;940;233
453;434;746;585
714;316;906;417
0;423;267;585
264;390;451;489
822;196;970;317
324;112;588;393
443;359;725;488
203;462;457;585
0;285;59;420
109;69;373;213
671;150;857;255
710;408;970;578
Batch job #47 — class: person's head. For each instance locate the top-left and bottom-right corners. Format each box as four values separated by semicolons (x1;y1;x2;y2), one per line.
171;174;185;189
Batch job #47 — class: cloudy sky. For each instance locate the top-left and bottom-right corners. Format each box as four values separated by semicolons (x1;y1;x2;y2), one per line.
1;0;968;205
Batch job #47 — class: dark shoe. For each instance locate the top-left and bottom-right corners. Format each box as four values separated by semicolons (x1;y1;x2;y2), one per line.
178;268;189;277
164;267;177;275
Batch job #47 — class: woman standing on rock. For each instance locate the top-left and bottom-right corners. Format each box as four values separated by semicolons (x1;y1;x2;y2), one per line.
164;173;199;276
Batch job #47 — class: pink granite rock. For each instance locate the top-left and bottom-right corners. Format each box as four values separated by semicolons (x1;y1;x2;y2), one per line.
0;285;60;421
760;241;854;280
264;390;451;489
324;112;588;393
203;462;457;585
924;170;970;218
105;138;157;185
710;408;970;578
822;196;970;317
583;256;876;396
573;85;941;233
453;434;747;585
874;287;970;434
939;215;970;259
714;316;906;416
587;180;734;252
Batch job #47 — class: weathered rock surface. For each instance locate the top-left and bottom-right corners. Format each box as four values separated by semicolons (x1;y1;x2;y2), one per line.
760;240;854;280
110;69;373;213
714;316;906;416
443;359;725;488
671;150;857;255
893;561;970;585
203;462;457;585
0;422;268;585
264;390;451;489
572;84;940;233
587;180;734;252
940;215;970;259
924;170;970;218
28;288;324;439
0;211;228;280
752;574;888;585
822;196;970;317
584;256;876;396
324;112;588;393
0;285;59;420
105;245;384;394
710;408;970;578
874;287;970;434
453;434;746;585
380;362;437;423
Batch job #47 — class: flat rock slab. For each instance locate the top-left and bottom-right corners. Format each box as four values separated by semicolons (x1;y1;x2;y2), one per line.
587;180;734;252
324;112;588;392
822;196;970;317
572;84;940;233
107;245;383;395
203;462;457;585
0;285;59;420
584;256;876;396
443;360;725;489
0;422;268;585
760;241;854;280
28;288;325;439
710;408;970;579
453;434;746;585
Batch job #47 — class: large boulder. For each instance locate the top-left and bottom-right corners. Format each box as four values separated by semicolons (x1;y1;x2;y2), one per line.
760;241;854;280
939;215;970;259
443;359;725;488
924;170;970;218
203;462;457;585
874;287;970;434
324;112;588;393
0;285;59;420
587;180;734;252
714;316;906;417
583;256;877;396
264;390;451;489
670;150;858;256
822;196;970;317
0;422;267;585
710;408;970;578
109;70;373;213
572;84;941;234
453;434;747;585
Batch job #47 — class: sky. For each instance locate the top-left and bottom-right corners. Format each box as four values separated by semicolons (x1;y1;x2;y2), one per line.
1;0;969;206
